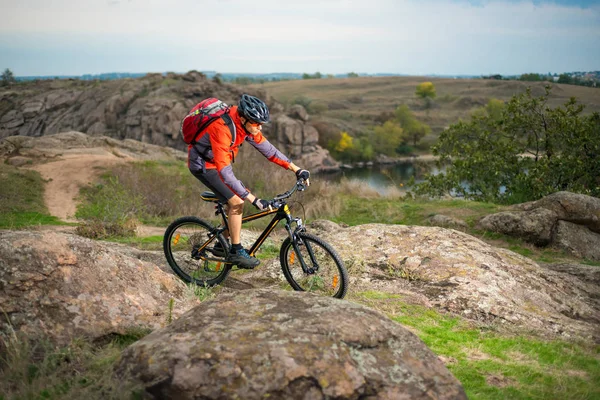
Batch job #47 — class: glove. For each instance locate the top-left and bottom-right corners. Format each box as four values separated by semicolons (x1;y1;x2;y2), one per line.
252;198;271;211
295;169;310;184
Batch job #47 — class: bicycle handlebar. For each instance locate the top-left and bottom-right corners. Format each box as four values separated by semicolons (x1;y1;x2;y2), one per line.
270;179;307;207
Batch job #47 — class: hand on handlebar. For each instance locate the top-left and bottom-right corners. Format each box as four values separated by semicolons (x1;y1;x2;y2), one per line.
252;198;272;211
295;169;310;186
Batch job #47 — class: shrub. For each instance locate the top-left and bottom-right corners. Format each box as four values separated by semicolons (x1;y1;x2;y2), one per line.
413;86;600;203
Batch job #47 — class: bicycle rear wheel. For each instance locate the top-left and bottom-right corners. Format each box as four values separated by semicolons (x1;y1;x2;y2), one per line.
163;216;230;287
280;232;348;299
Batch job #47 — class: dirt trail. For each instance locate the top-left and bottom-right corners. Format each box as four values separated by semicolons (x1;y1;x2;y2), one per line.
28;152;129;222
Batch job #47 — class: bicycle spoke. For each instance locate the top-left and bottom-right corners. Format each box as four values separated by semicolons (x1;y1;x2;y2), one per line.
164;217;230;287
280;232;348;298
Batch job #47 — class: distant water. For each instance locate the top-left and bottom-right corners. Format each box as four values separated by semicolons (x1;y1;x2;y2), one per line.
317;161;439;194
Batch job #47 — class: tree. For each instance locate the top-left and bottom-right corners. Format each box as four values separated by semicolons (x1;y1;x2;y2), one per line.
415;82;436;108
394;104;431;146
472;98;505;120
347;72;359;78
371;121;405;156
1;68;16;86
413;86;600;204
335;131;354;152
557;73;573;84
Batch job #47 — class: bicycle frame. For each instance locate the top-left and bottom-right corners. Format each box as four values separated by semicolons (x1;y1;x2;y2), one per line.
213;202;301;257
205;180;315;274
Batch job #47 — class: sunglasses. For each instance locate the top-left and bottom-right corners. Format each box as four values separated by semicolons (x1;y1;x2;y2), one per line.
246;119;262;127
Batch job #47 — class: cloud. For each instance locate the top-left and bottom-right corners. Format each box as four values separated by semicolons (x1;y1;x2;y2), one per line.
0;0;598;75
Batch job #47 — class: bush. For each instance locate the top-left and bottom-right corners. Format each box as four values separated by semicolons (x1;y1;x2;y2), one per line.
413;86;600;203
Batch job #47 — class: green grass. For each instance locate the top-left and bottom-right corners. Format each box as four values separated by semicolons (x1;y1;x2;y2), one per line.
352;291;600;400
0;163;66;228
0;328;149;400
334;196;502;227
255;241;280;261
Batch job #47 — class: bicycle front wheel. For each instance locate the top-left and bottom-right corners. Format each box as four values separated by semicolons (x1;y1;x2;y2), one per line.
163;216;230;287
280;232;348;299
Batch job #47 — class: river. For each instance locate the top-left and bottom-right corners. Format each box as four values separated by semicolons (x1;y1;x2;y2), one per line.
317;160;439;194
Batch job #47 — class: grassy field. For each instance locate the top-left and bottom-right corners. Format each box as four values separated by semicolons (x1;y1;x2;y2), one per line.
251;76;600;150
352;291;600;400
0;163;64;229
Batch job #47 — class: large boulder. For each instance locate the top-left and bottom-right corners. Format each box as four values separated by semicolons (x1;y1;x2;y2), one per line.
0;230;198;344
287;104;309;121
309;222;600;341
553;221;600;260
476;208;558;245
514;191;600;233
477;192;600;260
115;289;467;400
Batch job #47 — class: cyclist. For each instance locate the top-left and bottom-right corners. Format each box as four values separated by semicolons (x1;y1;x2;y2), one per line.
188;94;310;269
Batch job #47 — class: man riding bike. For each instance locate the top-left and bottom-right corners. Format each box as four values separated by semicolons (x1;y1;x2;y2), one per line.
188;94;310;269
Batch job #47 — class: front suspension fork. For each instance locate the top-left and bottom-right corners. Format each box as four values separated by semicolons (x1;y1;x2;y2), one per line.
285;222;317;274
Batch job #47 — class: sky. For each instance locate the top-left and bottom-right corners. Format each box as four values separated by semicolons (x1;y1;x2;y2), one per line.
0;0;599;77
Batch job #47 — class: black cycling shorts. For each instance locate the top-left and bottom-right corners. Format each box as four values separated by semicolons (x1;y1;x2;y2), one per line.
190;168;235;203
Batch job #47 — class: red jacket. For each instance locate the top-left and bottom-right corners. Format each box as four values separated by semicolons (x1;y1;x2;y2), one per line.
188;106;291;198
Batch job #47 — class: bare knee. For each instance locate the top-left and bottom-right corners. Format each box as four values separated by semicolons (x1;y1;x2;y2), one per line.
228;196;244;215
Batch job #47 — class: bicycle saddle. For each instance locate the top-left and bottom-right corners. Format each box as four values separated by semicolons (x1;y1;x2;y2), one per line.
200;191;220;203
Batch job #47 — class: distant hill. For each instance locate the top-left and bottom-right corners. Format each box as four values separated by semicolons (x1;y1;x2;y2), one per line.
249;76;600;151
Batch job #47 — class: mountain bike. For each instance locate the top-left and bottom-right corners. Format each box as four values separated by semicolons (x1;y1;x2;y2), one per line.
163;179;348;299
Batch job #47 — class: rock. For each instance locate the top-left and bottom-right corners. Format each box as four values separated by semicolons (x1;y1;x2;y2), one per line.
476;208;558;245
0;110;24;129
288;104;309;121
21;99;45;118
374;154;397;164
427;214;468;230
0;131;187;162
303;123;319;146
309;219;343;233
0;73;337;172
0;231;198;344
45;91;80;111
513;191;600;233
6;156;31;166
314;224;600;341
115;289;467;400
274;115;304;154
295;146;339;172
553;221;600;261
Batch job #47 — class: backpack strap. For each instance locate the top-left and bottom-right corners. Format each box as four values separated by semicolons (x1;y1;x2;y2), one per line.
221;113;236;147
193;112;237;165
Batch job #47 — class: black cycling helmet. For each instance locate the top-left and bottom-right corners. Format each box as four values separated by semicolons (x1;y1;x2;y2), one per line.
238;94;270;123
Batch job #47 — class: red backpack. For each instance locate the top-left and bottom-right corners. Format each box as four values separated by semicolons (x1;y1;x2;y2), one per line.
180;98;236;147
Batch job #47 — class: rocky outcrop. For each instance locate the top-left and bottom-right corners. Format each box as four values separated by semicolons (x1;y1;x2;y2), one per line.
0;230;199;344
553;221;600;260
115;289;467;400
269;106;338;170
514;191;600;233
309;222;600;341
476;208;558;246
477;192;600;260
0;131;187;162
0;72;336;171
